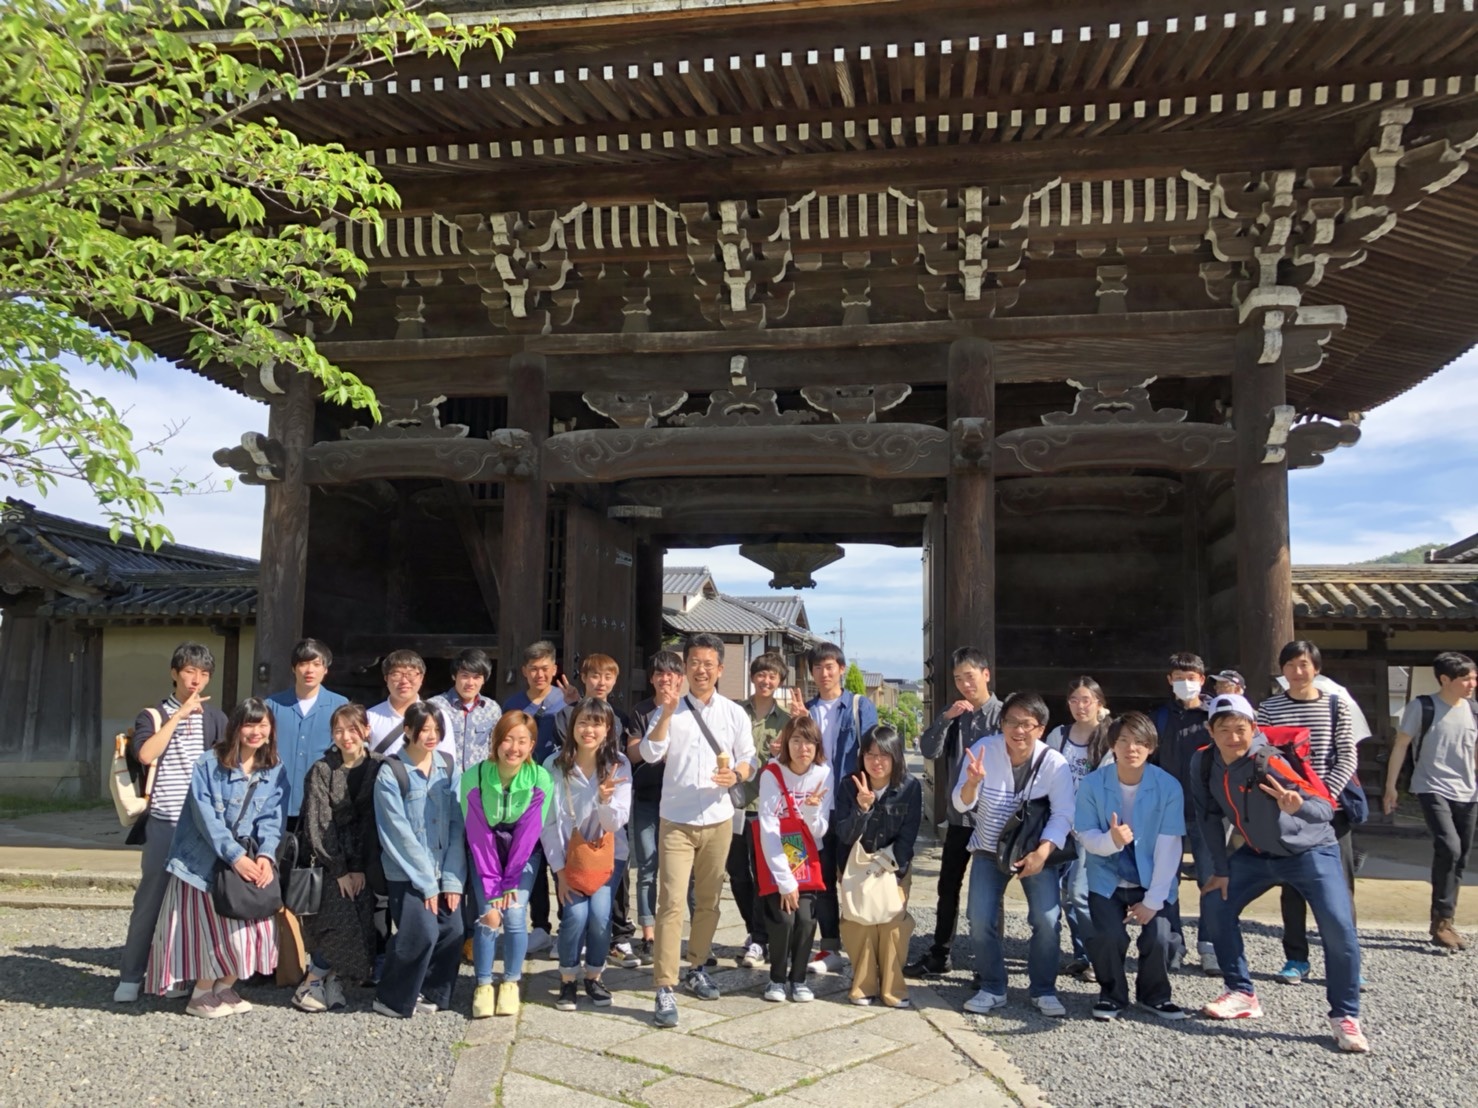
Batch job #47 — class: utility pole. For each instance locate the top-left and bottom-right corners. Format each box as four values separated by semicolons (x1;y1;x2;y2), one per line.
826;619;846;657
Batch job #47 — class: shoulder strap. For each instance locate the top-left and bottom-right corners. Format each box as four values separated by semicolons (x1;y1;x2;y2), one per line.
374;721;405;756
852;694;862;736
1014;749;1046;797
765;761;802;821
386;757;411;798
1045;725;1066;754
229;775;262;836
684;695;728;759
1413;694;1436;762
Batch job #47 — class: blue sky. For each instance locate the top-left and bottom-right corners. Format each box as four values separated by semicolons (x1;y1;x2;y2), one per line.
4;348;1475;680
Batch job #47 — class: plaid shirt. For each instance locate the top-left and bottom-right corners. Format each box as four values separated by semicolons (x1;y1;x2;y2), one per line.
428;690;503;768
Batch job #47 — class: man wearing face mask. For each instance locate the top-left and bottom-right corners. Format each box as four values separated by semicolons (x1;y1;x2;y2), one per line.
1151;652;1221;975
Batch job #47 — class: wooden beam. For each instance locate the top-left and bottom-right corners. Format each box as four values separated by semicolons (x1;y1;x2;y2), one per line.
947;338;996;665
496;353;550;697
385;123;1366;215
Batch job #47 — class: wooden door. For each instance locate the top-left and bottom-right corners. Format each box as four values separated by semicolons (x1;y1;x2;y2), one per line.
561;504;638;711
920;498;951;825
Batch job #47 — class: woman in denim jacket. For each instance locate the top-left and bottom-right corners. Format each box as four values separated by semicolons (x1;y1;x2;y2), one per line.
373;700;467;1019
146;697;287;1019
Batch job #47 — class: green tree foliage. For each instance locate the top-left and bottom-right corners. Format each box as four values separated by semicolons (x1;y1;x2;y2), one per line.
0;0;513;545
843;662;867;696
877;703;918;744
898;690;923;722
1362;543;1442;565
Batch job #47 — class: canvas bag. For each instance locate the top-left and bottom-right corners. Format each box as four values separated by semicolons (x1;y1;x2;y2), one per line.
561;775;615;896
839;838;905;925
108;708;161;827
752;763;826;897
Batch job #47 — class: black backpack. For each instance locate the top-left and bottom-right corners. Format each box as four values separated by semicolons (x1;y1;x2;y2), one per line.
1411;694;1478;764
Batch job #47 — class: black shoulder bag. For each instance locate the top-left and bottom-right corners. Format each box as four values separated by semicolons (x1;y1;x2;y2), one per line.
212;776;284;921
995;751;1077;876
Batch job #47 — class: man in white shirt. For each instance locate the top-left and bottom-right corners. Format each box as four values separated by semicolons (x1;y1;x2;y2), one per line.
368;649;456;767
640;633;758;1027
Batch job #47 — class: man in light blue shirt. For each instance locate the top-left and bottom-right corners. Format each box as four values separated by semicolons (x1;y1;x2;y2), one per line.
265;637;349;825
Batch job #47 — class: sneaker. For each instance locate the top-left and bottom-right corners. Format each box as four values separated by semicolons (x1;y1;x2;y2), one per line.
555;981;579;1011
653;986;679;1027
884;997;912;1010
214;987;251;1015
1062;957;1092;979
1032;994;1067;1018
495;981;521;1018
1198;942;1221;977
789;983;815;1003
807;949;847;975
323;973;347;1011
704;954;718;968
1139;1000;1189;1021
963;989;1008;1015
682;966;721;1000
609;942;640;969
185;991;231;1019
1432;917;1467;952
161;984;191;1000
292;976;329;1013
462;937;474;964
472;983;496;1019
638;938;654;966
1091;998;1124;1021
584;978;613;1007
527;927;553;954
1275;959;1311;986
849;993;874;1006
370;954;386;986
763;981;787;1003
113;981;141;1004
738;941;765;968
372;999;410;1019
1203;991;1263;1020
1330;1015;1371;1053
904;949;949;978
415;995;437;1016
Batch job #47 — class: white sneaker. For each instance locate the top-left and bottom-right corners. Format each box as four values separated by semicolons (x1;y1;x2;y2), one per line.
1198;941;1222;976
1033;994;1067;1018
739;942;764;968
1330;1016;1371;1053
763;981;787;1003
526;927;553;954
963;989;1008;1014
807;949;848;975
113;981;141;1003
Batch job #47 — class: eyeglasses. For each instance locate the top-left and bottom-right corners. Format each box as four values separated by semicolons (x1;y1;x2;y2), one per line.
1002;717;1042;732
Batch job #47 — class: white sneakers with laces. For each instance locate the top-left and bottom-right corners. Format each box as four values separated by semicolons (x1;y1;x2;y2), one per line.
962;989;1008;1014
1202;991;1263;1020
1330;1016;1371;1053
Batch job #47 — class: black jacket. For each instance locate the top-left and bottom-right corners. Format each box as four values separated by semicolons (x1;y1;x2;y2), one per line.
834;774;923;878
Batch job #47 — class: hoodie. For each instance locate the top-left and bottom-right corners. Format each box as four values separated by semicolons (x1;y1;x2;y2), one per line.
1189;733;1335;877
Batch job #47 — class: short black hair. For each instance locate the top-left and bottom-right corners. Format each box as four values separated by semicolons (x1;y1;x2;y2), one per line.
807;641;845;670
291;638;333;668
1277;640;1322;672
750;652;787;679
649;650;684;676
452;648;493;680
1106;711;1158;753
1166;651;1206;676
402;700;446;744
381;649;425;678
858;724;907;789
1000;690;1050;727
523;640;557;665
950;646;990;670
1434;652;1477;682
684;633;725;663
170;641;215;674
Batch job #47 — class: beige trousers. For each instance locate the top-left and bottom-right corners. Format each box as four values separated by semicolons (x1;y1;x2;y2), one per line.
841;879;914;1006
653;817;731;989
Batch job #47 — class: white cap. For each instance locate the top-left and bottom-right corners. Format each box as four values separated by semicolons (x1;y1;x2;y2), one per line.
1206;693;1255;721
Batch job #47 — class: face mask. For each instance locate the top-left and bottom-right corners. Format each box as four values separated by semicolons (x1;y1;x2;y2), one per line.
1172;679;1202;701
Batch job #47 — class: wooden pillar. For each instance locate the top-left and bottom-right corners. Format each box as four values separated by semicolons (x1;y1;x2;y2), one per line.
251;370;313;696
221;625;241;710
945;337;996;666
497;353;550;699
1232;327;1293;700
1368;627;1392;773
635;538;665;673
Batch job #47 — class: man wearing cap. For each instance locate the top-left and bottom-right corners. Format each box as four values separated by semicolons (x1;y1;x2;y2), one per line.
1190;693;1368;1054
1211;670;1246;698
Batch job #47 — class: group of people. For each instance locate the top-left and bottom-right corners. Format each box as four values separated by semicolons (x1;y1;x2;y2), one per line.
111;630;1477;1056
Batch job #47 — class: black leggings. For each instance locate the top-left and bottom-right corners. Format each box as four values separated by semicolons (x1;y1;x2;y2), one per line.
763;892;817;985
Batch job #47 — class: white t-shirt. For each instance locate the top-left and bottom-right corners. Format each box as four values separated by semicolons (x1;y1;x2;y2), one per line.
1048;725;1094;793
812;696;845;766
297;693;319;717
368;699;457;770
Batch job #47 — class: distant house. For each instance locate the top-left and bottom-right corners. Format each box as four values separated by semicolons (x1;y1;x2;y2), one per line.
862;671;899;710
662;566;816;701
0;500;257;799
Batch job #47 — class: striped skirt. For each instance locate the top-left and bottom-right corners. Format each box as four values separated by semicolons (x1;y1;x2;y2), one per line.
145;875;277;993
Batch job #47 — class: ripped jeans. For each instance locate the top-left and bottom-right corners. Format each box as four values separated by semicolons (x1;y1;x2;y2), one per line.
470;849;541;985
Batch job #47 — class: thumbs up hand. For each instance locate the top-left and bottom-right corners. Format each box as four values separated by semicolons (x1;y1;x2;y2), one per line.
1108;811;1134;848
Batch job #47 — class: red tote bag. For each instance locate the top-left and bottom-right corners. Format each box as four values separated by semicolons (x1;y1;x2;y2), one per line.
752;763;826;896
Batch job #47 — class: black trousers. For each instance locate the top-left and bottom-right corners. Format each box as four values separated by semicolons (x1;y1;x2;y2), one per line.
610;865;636;944
813;828;842;943
929;823;974;956
1419;793;1478;919
529;855;553;933
725;816;764;944
763;891;817;984
1089;887;1175;1008
1281;812;1356;962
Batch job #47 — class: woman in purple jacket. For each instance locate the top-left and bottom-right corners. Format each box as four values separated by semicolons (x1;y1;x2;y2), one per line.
459;710;553;1019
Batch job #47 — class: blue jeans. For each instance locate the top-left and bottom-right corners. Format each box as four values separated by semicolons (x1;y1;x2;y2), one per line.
1204;844;1361;1018
377;881;463;1017
630;799;661;928
1058;856;1093;963
469;849;540;985
558;861;627;975
968;851;1061;998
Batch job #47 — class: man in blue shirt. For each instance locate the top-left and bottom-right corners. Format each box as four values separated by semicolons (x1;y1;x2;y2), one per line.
266;638;349;828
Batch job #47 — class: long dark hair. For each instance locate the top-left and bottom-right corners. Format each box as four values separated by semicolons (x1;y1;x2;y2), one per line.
402;700;446;747
216;697;280;771
555;696;620;779
858;724;907;789
1065;676;1112;767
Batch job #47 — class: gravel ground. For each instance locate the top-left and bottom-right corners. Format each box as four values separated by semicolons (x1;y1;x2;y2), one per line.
907;904;1476;1108
0;907;470;1108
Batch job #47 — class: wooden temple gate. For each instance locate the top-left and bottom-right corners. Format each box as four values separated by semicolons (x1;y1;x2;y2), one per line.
191;2;1478;742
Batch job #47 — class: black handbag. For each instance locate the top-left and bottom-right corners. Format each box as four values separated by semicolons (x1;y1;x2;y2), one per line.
278;834;325;917
211;777;284;920
995;751;1078;876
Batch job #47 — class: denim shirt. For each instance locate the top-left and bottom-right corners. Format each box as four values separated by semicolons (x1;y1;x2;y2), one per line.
165;753;287;893
374;749;467;900
266;687;349;819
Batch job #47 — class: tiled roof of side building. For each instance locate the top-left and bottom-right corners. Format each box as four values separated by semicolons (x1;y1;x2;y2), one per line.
1291;565;1478;623
734;595;808;628
662;566;714;597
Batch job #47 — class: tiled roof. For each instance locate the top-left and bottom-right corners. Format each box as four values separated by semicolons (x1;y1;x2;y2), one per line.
735;595;808;628
1429;532;1478;565
663;566;714;597
664;592;817;644
862;671;887;688
2;500;258;623
1292;565;1478;623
